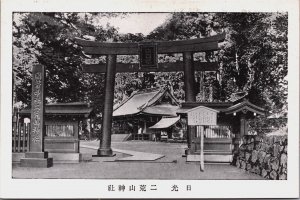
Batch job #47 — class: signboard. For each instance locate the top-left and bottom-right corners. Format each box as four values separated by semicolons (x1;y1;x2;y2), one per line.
186;106;219;172
139;43;158;69
187;106;218;126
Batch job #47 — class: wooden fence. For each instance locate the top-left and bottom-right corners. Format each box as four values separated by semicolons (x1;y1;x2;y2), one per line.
132;134;149;140
195;125;233;138
12;121;30;153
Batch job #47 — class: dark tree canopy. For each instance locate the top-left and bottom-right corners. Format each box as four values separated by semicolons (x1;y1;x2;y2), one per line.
13;12;288;126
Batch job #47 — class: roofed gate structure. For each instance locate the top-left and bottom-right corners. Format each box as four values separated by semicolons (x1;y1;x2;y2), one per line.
177;96;265;162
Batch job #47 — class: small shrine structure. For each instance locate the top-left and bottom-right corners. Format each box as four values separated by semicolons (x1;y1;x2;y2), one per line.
177;94;265;163
18;102;94;163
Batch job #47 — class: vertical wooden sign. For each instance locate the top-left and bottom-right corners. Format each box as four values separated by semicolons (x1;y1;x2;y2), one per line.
30;65;45;152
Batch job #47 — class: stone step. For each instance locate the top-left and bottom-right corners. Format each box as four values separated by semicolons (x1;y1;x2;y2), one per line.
187;154;233;163
195;150;232;155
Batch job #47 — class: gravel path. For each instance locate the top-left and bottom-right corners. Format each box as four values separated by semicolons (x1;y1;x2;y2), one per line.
12;140;264;180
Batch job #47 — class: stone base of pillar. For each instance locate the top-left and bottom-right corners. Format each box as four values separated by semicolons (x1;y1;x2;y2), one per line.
20;152;53;168
92;148;115;157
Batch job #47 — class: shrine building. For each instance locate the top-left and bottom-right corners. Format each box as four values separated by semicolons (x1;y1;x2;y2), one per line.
112;87;181;140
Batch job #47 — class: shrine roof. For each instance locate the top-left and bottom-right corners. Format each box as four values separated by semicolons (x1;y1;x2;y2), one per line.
177;100;265;116
113;87;179;117
19;102;94;117
149;116;180;129
142;104;179;116
223;100;265;115
178;101;234;113
177;105;220;114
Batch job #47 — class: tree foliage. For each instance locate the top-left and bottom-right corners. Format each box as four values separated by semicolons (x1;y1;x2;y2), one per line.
215;12;288;115
13;12;288;124
13;13;119;108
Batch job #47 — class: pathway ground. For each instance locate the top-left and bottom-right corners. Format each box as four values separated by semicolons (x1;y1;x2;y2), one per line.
12;140;264;180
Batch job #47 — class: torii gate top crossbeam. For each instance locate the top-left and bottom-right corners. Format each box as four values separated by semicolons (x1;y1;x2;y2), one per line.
75;32;225;55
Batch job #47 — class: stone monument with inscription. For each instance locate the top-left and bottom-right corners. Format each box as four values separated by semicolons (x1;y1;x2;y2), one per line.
20;65;53;168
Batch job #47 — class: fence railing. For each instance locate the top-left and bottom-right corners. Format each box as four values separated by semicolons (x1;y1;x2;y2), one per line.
46;124;74;137
195;125;233;138
132;134;149;140
12;122;30;153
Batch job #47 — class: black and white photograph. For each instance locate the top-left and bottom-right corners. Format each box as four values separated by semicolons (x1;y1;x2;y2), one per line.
1;0;299;198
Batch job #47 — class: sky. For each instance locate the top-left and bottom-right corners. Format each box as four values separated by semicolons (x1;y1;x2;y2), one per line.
14;13;171;36
95;13;171;35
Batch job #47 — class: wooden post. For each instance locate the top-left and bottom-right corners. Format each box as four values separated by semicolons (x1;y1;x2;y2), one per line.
183;51;196;155
12;109;17;152
27;124;30;151
200;126;205;171
22;124;26;152
17;123;21;152
89;118;92;140
20;65;53;167
96;54;116;157
143;120;147;140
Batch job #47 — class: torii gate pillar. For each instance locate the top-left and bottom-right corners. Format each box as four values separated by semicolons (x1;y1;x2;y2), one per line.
96;54;116;157
183;51;196;155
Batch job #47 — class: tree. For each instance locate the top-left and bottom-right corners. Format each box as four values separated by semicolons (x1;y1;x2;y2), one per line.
13;12;120;107
147;12;288;116
13;12;288;129
147;13;222;102
214;12;288;115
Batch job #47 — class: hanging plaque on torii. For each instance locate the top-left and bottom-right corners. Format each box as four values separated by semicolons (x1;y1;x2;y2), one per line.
139;42;158;69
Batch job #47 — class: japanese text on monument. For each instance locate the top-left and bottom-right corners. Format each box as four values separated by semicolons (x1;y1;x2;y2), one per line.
31;72;42;143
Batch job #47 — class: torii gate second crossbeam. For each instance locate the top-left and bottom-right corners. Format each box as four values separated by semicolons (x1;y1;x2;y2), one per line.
75;33;225;157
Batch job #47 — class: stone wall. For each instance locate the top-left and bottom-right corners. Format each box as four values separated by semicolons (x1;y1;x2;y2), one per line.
233;134;287;180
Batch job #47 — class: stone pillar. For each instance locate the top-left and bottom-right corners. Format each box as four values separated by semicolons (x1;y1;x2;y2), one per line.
96;54;116;157
20;65;53;167
183;51;196;155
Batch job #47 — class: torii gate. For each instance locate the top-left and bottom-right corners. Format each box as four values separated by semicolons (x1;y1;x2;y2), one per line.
75;33;225;157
